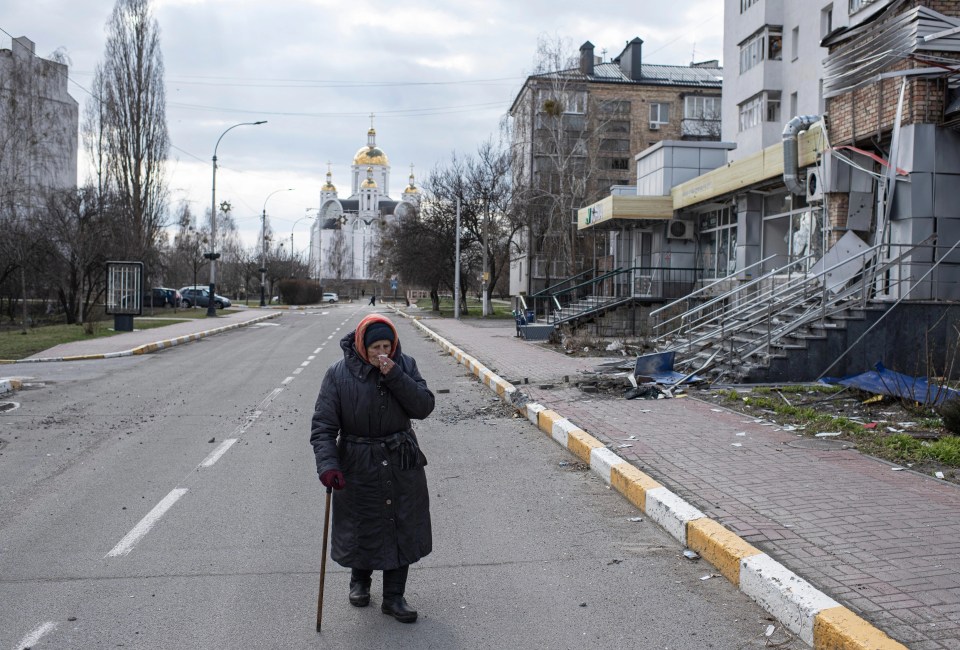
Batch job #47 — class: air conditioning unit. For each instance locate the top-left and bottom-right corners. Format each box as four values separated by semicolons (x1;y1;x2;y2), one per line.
806;168;824;202
666;219;694;240
649;121;660;131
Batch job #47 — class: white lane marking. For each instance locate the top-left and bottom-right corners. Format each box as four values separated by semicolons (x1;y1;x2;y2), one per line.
15;621;58;649
200;439;238;468
300;361;310;367
308;355;316;360
281;377;294;385
293;368;304;375
326;335;333;340
313;348;321;354
258;389;283;409
106;488;188;557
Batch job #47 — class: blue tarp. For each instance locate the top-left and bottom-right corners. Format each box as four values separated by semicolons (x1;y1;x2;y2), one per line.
634;350;702;385
821;361;960;407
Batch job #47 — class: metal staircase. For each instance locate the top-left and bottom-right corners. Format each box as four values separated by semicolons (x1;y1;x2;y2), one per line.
650;238;935;382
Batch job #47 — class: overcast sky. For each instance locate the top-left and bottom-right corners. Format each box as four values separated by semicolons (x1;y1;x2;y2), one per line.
2;0;723;250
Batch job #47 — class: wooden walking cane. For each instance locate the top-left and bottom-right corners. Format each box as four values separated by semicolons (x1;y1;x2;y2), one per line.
316;486;332;633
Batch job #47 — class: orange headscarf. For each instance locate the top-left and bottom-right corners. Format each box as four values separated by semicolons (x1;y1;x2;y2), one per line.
353;314;399;363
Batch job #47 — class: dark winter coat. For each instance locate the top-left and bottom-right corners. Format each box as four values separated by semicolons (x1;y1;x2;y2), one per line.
310;330;435;570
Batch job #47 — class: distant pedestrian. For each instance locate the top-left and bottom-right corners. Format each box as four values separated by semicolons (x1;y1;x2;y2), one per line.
368;293;376;306
310;314;435;623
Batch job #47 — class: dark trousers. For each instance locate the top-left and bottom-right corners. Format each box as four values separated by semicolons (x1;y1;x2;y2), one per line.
351;565;408;597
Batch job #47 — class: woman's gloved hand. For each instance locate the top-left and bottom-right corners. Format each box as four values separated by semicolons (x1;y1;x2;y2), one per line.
320;469;346;490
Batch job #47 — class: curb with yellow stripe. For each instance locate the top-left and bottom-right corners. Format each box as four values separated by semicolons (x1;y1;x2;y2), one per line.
400;310;906;650
0;312;281;365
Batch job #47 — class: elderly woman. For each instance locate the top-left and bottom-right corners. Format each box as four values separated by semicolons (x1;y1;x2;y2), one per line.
310;314;435;623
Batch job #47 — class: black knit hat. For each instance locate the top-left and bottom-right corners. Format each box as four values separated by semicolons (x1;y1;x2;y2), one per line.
363;322;395;348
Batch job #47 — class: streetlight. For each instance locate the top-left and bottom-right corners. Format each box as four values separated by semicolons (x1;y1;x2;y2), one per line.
209;119;267;316
261;187;293;306
291;212;316;267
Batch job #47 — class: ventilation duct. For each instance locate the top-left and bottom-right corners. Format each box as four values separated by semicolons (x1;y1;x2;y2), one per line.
782;115;820;195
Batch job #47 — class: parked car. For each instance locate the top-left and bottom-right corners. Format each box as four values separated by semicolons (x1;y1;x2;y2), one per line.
322;292;339;303
180;288;231;309
143;287;181;308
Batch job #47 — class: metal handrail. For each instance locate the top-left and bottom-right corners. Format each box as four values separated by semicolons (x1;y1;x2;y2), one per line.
653;255;815;341
531;268;594;298
662;238;936;369
650;254;777;319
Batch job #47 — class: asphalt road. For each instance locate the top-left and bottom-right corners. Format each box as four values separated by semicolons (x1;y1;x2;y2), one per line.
0;307;805;649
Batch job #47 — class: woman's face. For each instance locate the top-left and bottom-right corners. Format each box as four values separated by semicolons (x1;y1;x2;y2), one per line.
366;339;392;361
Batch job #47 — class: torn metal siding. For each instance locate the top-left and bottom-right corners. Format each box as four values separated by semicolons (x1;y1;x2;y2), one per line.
823;7;960;99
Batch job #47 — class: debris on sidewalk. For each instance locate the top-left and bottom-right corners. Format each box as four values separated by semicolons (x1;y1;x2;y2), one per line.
682;549;699;560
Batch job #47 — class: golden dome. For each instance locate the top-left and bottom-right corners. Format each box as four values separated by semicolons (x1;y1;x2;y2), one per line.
403;184;419;195
322;181;336;192
360;171;378;189
353;145;389;166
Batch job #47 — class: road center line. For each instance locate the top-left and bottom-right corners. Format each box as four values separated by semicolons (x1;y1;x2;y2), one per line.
106;488;188;558
293;368;304;375
313;348;321;354
200;439;237;468
15;621;58;650
281;376;294;385
300;361;310;367
307;355;316;360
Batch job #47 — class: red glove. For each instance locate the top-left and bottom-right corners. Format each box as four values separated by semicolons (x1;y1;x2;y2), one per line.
320;469;346;490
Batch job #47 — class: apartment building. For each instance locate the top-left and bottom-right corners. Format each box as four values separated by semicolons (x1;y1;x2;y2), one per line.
572;0;960;380
723;0;855;160
508;37;723;296
0;36;79;212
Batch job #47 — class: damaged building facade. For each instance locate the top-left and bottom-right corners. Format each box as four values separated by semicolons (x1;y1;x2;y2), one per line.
572;0;960;382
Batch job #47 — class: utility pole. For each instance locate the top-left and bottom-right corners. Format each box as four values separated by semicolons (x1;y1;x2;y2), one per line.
454;197;461;320
482;197;490;317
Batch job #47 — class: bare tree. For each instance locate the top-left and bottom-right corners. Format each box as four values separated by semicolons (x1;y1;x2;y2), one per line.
97;0;170;262
39;186;111;324
509;34;618;286
328;227;349;282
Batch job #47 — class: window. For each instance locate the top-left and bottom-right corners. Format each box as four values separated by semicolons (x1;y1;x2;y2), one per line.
821;4;833;37
599;139;630;152
766;92;781;122
603;120;630;133
739;27;782;73
697;206;738;279
599;99;631;115
790;92;798;118
537;89;587;115
739;95;762;131
650;103;670;124
738;92;781;131
684;95;721;120
849;0;877;13
740;0;759;12
791;26;799;61
609;158;630;170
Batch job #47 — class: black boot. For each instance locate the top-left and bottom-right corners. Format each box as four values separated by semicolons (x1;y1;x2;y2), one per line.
381;565;417;623
349;568;372;607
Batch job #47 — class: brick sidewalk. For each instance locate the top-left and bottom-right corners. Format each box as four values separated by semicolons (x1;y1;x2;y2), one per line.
419;315;960;649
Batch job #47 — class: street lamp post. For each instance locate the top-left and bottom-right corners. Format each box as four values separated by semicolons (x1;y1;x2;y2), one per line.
261;188;293;307
291;211;317;269
209;120;267;317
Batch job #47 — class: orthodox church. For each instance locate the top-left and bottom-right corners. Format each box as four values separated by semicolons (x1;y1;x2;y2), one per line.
308;124;421;283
